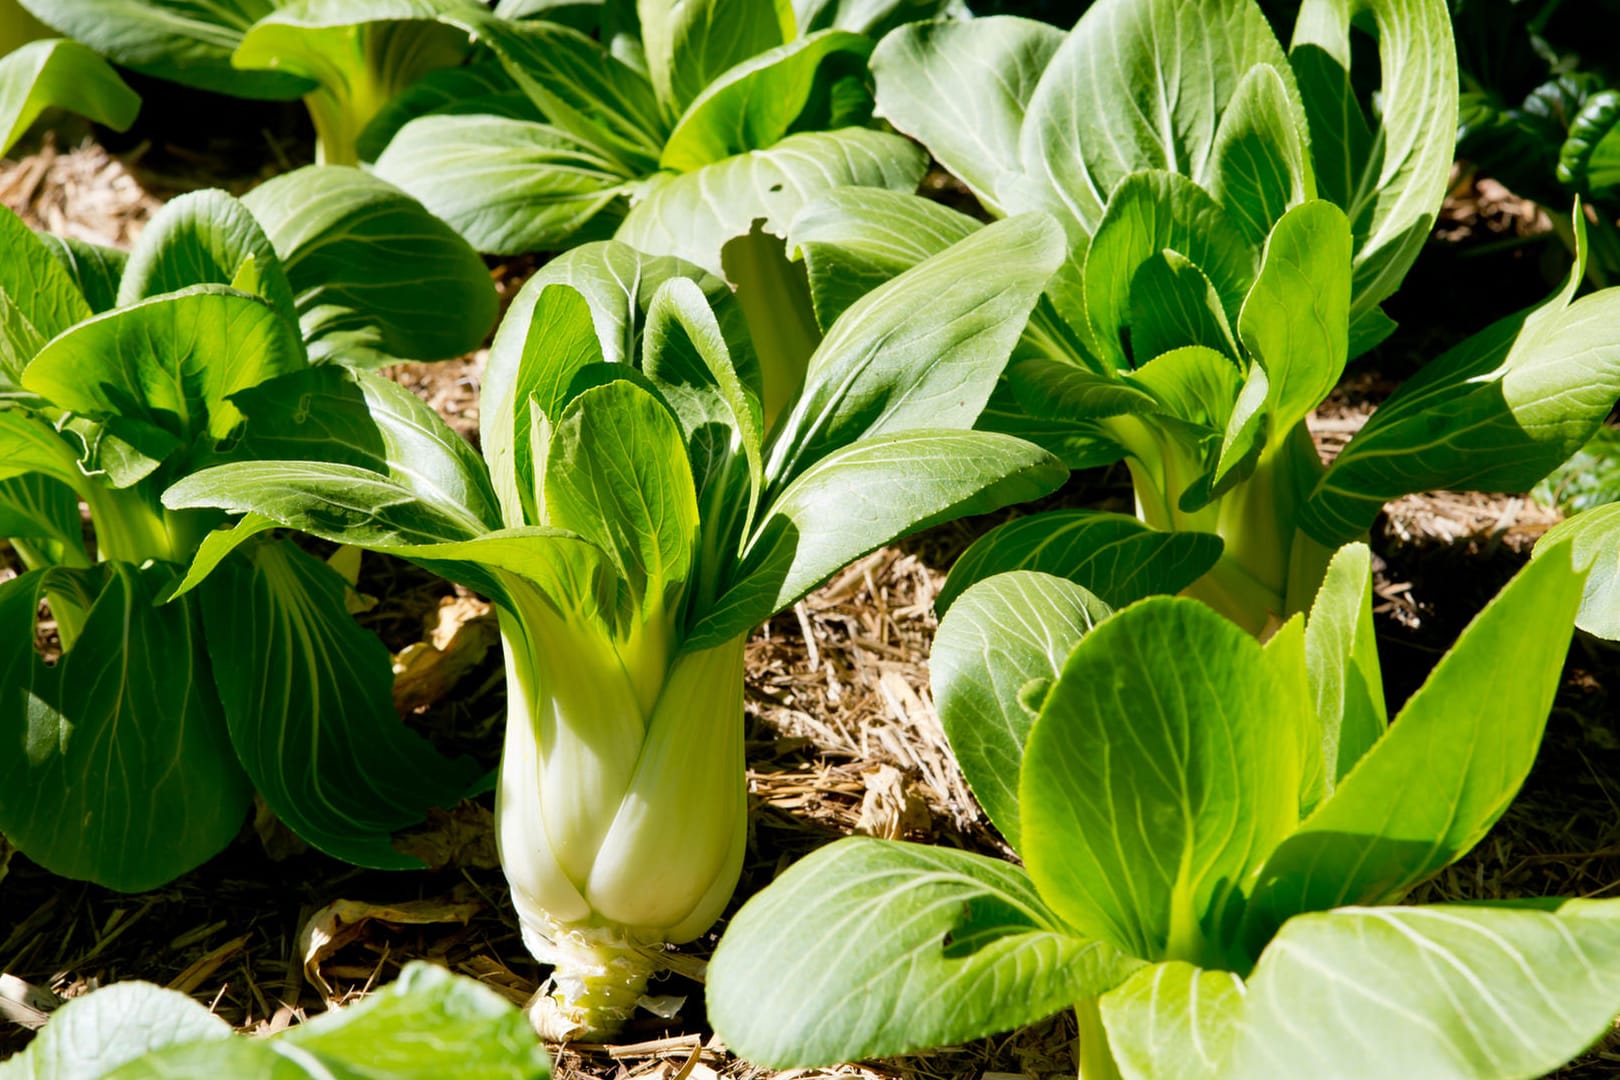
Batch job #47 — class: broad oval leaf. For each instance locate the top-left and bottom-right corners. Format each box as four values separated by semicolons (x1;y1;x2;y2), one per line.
641;0;793;116
0;206;92;387
1021;596;1304;967
117;188;298;325
1229;901;1620;1080
1290;0;1457;318
661;30;871;170
1301;541;1386;803
0;979;230;1080
0;38;140;158
543;378;701;608
241;165;497;365
1099;960;1246;1080
931;571;1111;849
356;58;539;162
1018;0;1298;238
23;285;306;450
870;16;1067;217
1084;170;1257;371
227;366;501;532
1303;226;1620;545
1236;199;1351;443
788;187;981;328
938;509;1224;615
689;429;1065;649
36;233;128;315
1208;62;1314;245
0;564;251;891
615;126;928;277
374;114;630;255
707;837;1138;1067
199;541;481;870
765;213;1063;488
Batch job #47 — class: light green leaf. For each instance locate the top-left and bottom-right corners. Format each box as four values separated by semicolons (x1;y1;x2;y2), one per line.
356;58;539;162
787;187;981;328
1303;231;1620;545
1245;547;1584;942
227;366;501;531
373;114;630;255
765;213;1064;488
641;0;792;116
0;206;92;387
231;0;475;164
661;30;868;170
614;126;927;277
1208;63;1313;245
199;540;480;869
117;188;298;325
0;407;95;496
931;571;1111;848
19;0;311;100
1236;199;1351;445
1302;542;1386;801
707;837;1137;1067
642;276;764;589
0;38;139;158
1007;357;1161;424
938;510;1224;615
241;165;497;365
1127;250;1241;365
270;961;552;1078
451;9;667;171
0;564;250;891
23;285;306;452
0;474;87;566
1536;502;1620;641
1083;170;1257;371
0;979;230;1080
1021;597;1302;968
1289;0;1457;318
1019;0;1298;238
870;16;1067;217
544;378;699;608
691;429;1065;649
1230;901;1620;1080
1100;961;1246;1080
36;234;127;314
163;460;489;548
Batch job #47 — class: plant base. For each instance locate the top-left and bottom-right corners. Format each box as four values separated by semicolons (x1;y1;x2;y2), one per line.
524;921;661;1041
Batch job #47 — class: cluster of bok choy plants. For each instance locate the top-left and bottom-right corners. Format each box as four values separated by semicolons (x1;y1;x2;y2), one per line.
2;0;1619;1074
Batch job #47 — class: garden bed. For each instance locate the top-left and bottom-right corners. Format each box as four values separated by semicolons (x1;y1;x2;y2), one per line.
2;103;1619;1079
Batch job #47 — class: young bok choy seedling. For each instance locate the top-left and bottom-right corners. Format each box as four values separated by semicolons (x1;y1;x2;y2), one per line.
18;0;486;165
709;543;1620;1079
0;168;496;889
163;215;1069;1038
778;0;1620;635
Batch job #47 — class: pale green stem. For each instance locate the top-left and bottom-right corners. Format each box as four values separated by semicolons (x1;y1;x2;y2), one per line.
1075;997;1123;1080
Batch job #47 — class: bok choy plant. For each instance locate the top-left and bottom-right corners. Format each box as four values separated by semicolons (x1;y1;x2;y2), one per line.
373;0;944;262
0;962;552;1080
781;0;1620;635
0;37;139;157
0;168;496;890
161;214;1070;1039
709;543;1620;1079
17;0;486;164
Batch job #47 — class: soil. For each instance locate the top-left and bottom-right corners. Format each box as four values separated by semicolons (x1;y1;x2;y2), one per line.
1;112;1618;1080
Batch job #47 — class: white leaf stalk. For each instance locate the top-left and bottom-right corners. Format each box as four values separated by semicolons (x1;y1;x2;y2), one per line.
495;577;746;1039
